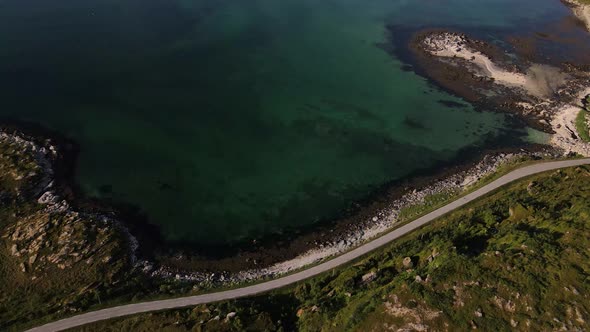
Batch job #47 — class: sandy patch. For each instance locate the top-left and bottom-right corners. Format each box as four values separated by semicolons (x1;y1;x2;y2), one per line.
423;33;568;98
425;34;527;87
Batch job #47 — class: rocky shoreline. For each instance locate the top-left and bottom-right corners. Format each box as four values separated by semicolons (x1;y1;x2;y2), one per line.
146;149;563;284
0;131;137;278
551;87;590;155
563;0;590;32
0;127;561;285
0;114;586;285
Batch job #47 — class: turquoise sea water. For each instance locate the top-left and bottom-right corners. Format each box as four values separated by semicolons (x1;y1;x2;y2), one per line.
0;0;571;245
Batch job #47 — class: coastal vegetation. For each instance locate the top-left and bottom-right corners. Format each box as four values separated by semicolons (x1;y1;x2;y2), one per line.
0;136;129;331
575;107;590;142
575;96;590;142
395;154;553;224
72;165;590;331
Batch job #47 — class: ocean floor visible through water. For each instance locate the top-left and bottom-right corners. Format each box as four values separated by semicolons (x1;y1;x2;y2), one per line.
0;0;576;246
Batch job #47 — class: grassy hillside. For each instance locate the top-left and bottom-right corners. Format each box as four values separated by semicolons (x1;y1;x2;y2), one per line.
0;137;136;331
73;165;590;331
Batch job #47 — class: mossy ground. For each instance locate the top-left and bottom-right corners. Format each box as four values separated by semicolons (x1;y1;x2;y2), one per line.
73;165;590;331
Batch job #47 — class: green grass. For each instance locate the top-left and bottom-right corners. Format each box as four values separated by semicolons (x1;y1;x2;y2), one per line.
72;165;590;332
575;108;590;142
391;154;572;228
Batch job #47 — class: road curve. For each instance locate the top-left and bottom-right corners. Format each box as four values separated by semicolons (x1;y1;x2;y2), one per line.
27;158;590;332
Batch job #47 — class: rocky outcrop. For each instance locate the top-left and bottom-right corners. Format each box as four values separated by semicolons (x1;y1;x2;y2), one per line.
0;132;54;200
550;89;590;156
2;210;127;277
0;131;136;280
382;293;442;331
563;0;590;32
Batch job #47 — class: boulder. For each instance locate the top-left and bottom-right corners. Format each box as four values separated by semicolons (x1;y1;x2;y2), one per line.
296;308;305;317
474;308;483;317
403;257;413;268
362;271;377;283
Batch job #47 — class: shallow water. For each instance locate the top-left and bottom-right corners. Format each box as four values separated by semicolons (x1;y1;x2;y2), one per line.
0;0;572;245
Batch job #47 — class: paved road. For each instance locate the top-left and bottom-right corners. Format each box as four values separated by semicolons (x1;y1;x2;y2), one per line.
27;158;590;332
